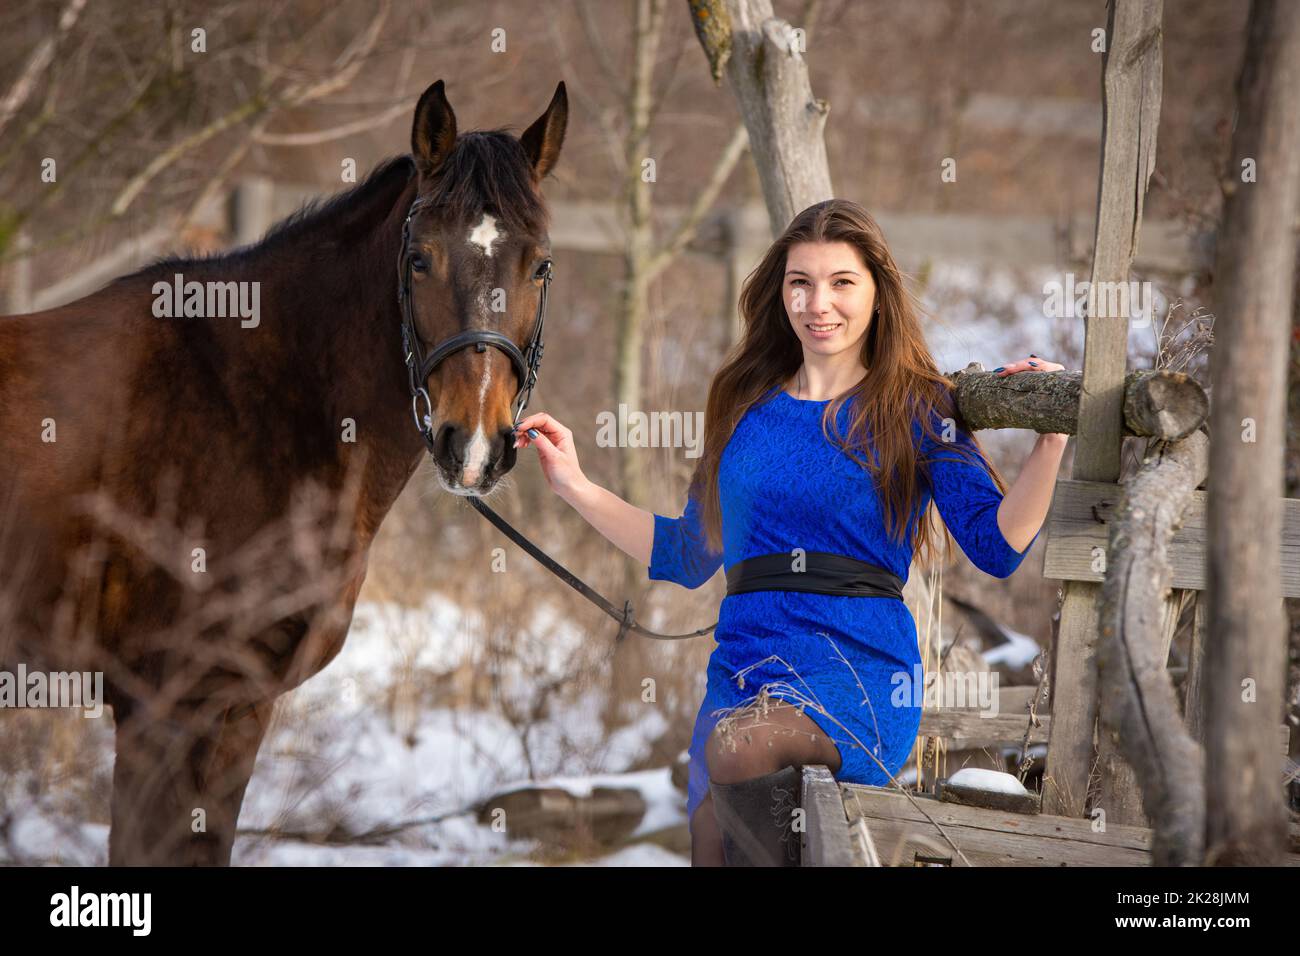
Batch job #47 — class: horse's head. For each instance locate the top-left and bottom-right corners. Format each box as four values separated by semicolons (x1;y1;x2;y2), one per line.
403;79;567;496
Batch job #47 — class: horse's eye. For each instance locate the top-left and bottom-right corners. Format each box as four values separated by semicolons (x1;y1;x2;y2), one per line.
533;259;553;281
410;254;428;273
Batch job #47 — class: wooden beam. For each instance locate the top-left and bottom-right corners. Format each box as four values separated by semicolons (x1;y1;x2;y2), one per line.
840;783;1300;867
800;765;856;866
1042;479;1300;597
1044;0;1165;820
920;710;1049;750
920;706;1290;755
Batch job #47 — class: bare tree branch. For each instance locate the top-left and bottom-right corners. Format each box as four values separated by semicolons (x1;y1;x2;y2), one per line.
0;0;87;140
644;121;748;281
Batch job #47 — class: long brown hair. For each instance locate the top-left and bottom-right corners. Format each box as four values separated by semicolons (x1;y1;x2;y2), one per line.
689;199;1008;569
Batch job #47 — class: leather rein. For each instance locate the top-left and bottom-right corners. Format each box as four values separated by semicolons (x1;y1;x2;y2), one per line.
397;195;717;643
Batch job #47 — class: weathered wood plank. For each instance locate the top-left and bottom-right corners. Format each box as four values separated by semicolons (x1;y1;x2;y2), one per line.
919;710;1050;749
840;783;1300;867
800;765;856;866
919;707;1289;755
1042;479;1300;596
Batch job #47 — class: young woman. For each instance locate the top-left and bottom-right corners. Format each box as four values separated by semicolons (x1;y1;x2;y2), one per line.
510;199;1068;866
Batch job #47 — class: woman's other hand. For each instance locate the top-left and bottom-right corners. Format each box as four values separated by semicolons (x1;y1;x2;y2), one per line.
991;355;1069;441
513;412;590;502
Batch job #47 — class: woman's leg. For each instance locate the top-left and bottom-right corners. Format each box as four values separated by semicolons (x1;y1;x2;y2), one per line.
706;700;843;784
690;792;725;866
703;700;844;865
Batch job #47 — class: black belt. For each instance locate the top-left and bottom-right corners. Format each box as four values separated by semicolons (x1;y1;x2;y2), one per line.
725;551;906;599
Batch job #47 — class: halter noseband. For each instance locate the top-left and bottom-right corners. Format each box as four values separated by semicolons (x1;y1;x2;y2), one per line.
398;195;554;452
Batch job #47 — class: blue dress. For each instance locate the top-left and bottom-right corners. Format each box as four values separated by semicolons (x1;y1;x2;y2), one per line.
648;385;1041;828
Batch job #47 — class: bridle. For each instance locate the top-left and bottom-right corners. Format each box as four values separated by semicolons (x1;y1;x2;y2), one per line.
398;195;551;451
396;194;715;643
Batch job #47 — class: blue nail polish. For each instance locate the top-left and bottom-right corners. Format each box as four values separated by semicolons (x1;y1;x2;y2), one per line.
1028;361;1038;367
993;366;1005;373
527;428;539;439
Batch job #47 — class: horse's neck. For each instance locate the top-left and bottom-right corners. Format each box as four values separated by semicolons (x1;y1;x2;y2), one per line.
228;178;427;541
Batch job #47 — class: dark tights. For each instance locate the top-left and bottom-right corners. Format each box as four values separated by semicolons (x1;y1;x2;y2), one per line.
690;700;843;866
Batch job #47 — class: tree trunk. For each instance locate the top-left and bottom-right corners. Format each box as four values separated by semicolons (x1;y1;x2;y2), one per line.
1203;0;1300;866
714;0;832;234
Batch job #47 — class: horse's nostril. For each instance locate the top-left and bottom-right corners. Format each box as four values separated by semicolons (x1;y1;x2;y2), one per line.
434;423;463;466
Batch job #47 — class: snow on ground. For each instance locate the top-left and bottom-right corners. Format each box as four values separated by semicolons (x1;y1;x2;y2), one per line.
981;628;1042;670
3;593;690;867
948;767;1030;795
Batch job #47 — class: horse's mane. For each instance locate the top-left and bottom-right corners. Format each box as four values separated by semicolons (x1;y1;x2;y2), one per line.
419;128;550;238
126;128;548;280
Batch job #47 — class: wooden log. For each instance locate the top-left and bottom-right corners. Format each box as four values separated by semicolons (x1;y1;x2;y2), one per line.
1096;430;1209;860
945;365;1207;440
840;783;1300;867
477;785;647;846
1203;0;1300;867
1046;0;1164;821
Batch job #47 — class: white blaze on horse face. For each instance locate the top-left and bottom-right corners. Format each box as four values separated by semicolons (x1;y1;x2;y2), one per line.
461;424;491;486
467;213;502;257
457;212;516;487
455;346;496;487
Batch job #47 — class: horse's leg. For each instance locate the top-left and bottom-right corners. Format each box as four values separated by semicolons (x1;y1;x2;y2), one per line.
188;698;276;865
109;695;274;865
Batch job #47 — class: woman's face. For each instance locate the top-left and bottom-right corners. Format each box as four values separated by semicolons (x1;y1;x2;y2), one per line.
783;241;877;359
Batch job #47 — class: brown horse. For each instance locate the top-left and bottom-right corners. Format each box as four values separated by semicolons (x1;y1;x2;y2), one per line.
0;78;567;864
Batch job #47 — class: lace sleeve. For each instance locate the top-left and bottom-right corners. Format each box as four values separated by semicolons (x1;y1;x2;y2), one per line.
919;413;1039;579
648;489;724;590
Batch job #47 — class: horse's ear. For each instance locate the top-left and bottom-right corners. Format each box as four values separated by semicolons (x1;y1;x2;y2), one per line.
411;80;458;179
519;81;567;183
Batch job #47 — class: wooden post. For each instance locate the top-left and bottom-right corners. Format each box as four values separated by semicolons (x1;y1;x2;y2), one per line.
1043;0;1164;820
1203;0;1300;866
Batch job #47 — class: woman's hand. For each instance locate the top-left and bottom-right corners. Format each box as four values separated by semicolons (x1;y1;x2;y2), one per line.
512;412;590;501
992;354;1070;442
